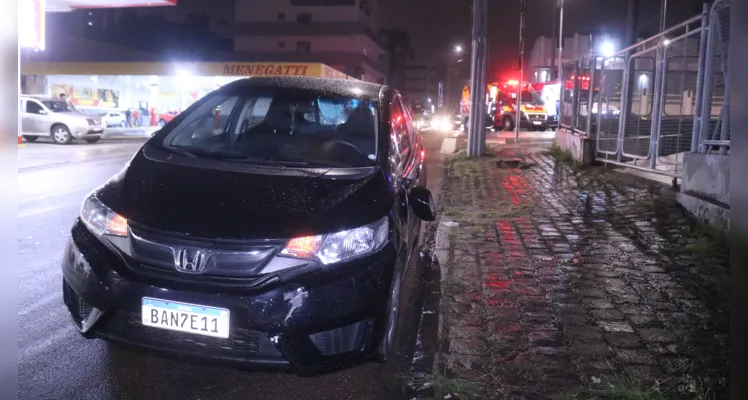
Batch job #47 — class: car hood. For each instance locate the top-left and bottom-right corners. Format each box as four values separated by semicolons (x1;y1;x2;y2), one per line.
100;149;394;240
57;111;97;120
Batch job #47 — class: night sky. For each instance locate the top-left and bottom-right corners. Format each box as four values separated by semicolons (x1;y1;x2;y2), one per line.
380;0;707;81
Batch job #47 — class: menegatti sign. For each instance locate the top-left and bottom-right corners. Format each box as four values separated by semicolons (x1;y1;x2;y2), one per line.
222;64;312;76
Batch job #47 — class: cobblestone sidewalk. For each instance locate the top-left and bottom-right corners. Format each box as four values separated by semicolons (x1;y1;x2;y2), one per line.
432;145;729;399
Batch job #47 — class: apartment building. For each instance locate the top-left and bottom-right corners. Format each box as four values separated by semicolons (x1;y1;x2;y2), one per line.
233;0;387;83
402;63;439;106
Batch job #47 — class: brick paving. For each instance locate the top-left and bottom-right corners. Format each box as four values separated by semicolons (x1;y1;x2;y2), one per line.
434;145;729;399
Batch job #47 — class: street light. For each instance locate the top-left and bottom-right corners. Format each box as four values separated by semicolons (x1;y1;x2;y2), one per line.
454;45;463;53
601;41;615;58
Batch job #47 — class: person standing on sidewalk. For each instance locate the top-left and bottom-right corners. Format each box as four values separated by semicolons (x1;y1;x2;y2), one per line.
125;109;132;128
133;109;140;127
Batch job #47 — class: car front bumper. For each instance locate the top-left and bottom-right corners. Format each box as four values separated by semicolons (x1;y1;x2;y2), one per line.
61;220;396;373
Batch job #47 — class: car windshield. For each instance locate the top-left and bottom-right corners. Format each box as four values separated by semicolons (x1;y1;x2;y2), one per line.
42;100;74;112
520;91;543;105
161;87;378;168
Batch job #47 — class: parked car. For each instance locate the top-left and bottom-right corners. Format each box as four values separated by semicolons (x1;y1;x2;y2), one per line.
157;110;180;126
61;76;436;373
20;95;104;144
102;111;127;128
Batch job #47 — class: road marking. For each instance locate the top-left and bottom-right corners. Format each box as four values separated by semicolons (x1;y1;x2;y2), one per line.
440;138;457;155
19;293;63;317
19;201;81;218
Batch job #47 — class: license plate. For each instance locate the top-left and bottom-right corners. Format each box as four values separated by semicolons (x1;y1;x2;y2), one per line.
141;297;230;339
533;121;542;125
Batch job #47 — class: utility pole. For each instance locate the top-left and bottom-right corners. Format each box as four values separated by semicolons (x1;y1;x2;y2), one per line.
659;0;667;33
515;0;526;142
467;0;488;157
557;0;564;82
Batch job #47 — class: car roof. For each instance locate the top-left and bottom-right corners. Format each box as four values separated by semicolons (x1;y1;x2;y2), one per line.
219;76;387;102
21;95;59;102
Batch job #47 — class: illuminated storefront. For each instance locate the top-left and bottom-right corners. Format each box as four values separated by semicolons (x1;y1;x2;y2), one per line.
21;61;357;115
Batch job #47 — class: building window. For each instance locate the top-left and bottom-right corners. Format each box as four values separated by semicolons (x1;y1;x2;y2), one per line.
277;13;285;20
296;41;311;52
278;41;286;48
296;13;312;23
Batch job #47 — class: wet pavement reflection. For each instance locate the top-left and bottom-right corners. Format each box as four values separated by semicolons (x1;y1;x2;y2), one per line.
434;146;729;399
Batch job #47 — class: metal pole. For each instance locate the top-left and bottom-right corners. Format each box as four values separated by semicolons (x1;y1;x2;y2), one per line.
467;0;488;157
515;0;525;142
659;0;668;33
557;0;564;81
585;58;596;136
477;0;487;155
690;2;710;153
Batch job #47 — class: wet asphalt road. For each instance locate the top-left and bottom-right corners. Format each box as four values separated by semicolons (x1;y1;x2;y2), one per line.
17;132;454;400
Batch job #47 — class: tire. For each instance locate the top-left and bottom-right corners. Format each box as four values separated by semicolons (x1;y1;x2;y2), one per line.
502;116;515;131
84;137;101;144
120;121;126;128
22;135;38;142
158;119;166;127
374;255;405;362
51;124;73;144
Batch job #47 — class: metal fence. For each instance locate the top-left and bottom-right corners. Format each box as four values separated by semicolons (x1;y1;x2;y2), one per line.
559;0;730;179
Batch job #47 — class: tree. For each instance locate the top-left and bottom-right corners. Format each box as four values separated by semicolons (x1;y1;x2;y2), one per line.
380;28;414;87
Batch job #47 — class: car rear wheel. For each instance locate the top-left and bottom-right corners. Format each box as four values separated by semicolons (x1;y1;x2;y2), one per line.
374;255;404;362
158;119;166;127
84;137;101;144
120;121;126;128
51;124;72;145
22;135;38;142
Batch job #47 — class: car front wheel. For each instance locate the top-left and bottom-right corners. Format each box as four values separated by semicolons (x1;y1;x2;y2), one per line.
374;255;404;362
51;124;72;145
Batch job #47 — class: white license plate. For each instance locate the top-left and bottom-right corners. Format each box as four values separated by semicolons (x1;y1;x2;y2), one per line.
533;121;542;125
141;297;230;339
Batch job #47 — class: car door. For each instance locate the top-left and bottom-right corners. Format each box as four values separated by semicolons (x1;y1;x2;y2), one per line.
22;99;47;135
397;96;426;254
389;95;413;258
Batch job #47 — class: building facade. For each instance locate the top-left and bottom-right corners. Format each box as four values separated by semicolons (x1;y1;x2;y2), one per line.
402;63;439;106
233;0;387;83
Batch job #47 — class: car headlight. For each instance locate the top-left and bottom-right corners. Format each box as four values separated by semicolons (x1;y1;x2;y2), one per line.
80;195;128;237
279;217;389;265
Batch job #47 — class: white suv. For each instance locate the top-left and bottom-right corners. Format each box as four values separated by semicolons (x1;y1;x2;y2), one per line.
20;95;105;144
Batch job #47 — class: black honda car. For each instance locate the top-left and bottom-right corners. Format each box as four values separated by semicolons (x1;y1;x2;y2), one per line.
61;77;436;373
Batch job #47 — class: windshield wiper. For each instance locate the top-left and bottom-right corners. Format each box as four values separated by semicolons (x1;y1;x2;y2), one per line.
167;147;199;158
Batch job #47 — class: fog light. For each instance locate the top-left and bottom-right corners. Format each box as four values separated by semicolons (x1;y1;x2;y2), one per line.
308;319;371;356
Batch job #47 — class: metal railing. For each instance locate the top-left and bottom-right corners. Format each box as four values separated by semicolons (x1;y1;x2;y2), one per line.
557;0;731;179
693;0;730;155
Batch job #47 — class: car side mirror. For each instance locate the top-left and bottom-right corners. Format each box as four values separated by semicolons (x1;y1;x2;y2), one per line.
38;109;47;115
408;186;436;221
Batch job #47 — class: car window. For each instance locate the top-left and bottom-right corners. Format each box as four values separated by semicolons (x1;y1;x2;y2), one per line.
161;88;379;168
399;97;418;142
41;100;72;112
390;97;410;164
25;100;44;115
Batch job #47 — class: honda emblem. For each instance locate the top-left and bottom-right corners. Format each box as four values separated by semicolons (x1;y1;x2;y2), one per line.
176;248;206;274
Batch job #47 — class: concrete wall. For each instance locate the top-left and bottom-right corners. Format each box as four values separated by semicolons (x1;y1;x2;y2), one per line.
676;153;730;229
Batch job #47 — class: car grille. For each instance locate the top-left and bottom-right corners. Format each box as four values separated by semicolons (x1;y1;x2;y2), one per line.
128;225;281;279
86;118;100;126
97;309;285;359
527;114;546;121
